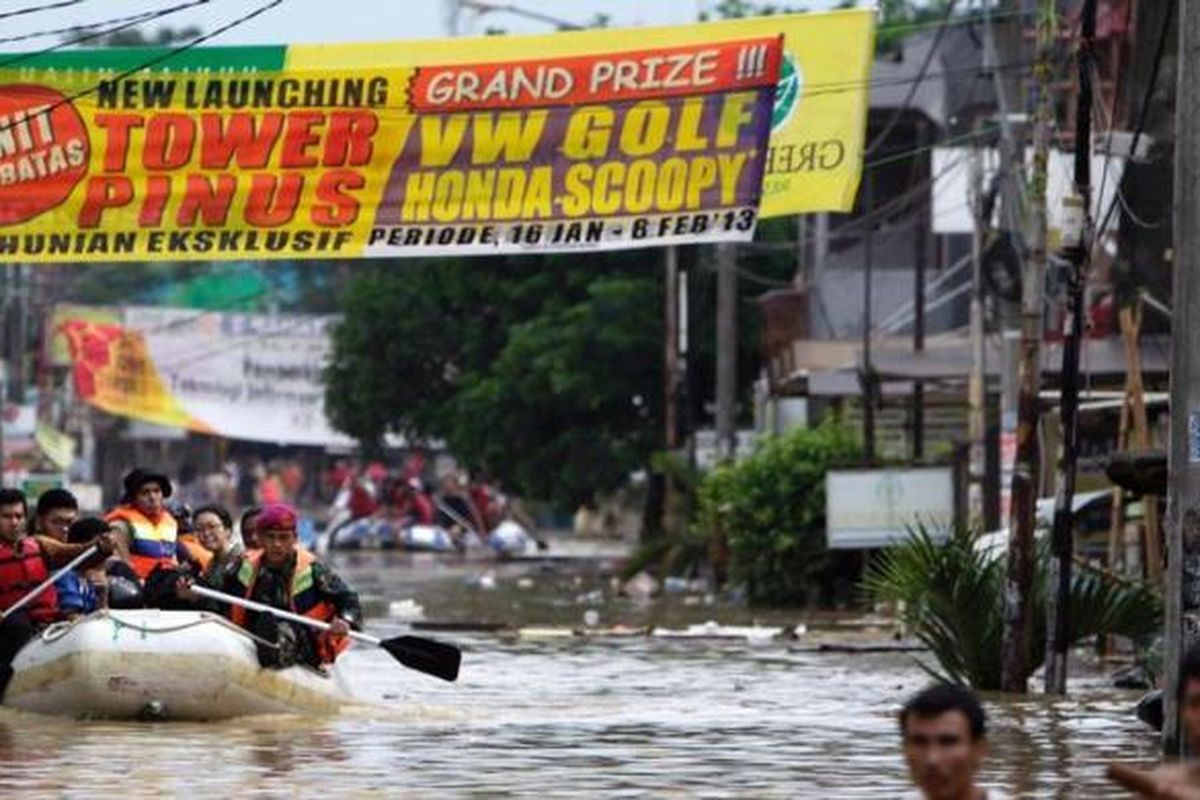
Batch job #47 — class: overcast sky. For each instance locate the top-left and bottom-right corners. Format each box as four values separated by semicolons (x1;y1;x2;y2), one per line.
2;0;862;50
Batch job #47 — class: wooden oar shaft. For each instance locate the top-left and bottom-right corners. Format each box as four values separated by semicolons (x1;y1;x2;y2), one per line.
191;585;378;646
1;544;98;621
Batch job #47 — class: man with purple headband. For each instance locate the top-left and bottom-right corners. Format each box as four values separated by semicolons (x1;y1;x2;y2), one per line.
189;503;362;670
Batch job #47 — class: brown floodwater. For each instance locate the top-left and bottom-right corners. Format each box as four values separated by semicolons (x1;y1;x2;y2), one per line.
0;550;1164;798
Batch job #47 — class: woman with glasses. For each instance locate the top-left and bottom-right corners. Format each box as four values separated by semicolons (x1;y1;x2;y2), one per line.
193;504;244;587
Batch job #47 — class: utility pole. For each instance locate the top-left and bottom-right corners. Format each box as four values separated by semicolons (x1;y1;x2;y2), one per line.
1001;0;1054;694
715;243;738;461
861;174;876;465
1166;0;1200;756
968;127;987;527
913;121;927;463
664;245;681;535
1045;0;1096;697
813;213;830;337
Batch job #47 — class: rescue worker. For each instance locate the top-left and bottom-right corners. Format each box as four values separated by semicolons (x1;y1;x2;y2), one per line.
188;503;361;670
106;468;184;607
0;489;112;698
32;488;79;544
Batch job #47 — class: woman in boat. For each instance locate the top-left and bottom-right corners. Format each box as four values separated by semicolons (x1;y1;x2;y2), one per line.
192;503;362;670
193;504;243;587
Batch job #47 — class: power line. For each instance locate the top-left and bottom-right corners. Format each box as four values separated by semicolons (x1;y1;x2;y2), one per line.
865;0;959;156
0;0;212;69
1091;0;1174;262
0;0;287;140
0;0;84;23
0;2;209;47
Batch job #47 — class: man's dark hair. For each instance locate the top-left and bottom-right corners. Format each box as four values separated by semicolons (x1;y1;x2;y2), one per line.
67;516;110;545
239;506;262;534
195;504;233;531
36;488;78;518
899;683;987;740
0;488;27;515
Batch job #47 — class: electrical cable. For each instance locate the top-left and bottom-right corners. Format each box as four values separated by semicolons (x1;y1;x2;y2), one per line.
865;0;960;156
1091;0;1173;264
0;0;84;23
0;0;287;140
0;2;209;47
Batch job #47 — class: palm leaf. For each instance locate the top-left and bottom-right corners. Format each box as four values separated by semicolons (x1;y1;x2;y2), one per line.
863;522;1162;691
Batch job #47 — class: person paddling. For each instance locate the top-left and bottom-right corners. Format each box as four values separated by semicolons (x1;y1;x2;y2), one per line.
0;489;113;698
183;503;361;671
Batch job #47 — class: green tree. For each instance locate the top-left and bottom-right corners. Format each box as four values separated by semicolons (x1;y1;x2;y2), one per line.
326;243;793;507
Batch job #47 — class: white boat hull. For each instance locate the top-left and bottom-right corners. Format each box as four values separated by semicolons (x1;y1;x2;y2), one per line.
5;609;356;721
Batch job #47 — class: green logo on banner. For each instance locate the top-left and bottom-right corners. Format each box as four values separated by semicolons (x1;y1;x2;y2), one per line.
772;52;802;132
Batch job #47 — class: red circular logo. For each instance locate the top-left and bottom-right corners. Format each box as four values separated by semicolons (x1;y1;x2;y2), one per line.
0;84;89;225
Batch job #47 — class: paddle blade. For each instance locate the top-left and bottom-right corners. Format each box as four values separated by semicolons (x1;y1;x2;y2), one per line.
381;635;461;682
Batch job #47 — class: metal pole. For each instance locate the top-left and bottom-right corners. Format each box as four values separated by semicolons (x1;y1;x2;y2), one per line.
715;243;738;461
861;173;876;465
1001;0;1054;694
1166;0;1200;757
663;246;680;535
968;128;987;528
913;122;927;463
813;213;830;338
1044;0;1096;697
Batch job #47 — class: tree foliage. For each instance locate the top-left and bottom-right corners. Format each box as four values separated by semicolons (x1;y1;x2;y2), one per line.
696;420;862;605
326;228;794;507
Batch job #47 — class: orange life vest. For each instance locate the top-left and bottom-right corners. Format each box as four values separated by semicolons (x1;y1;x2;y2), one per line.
177;534;213;572
106;506;178;580
0;537;59;624
229;549;349;664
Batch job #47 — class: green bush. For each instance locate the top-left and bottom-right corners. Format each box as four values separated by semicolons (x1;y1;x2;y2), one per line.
863;523;1163;690
697;420;861;605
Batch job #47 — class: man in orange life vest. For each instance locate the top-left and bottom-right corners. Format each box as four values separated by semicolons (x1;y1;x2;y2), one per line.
106;468;195;608
0;487;113;698
192;503;361;670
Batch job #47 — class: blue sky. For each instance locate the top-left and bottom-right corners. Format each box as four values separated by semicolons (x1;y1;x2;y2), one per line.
1;0;862;49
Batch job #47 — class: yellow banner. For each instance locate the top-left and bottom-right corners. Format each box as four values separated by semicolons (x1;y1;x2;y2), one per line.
0;10;870;263
291;9;875;218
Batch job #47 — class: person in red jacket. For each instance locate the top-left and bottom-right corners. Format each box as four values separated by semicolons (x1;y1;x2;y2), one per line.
0;488;112;699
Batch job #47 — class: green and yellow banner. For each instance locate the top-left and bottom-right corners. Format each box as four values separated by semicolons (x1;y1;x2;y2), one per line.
0;9;872;262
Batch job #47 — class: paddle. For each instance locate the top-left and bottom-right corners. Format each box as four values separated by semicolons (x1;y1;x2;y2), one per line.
190;584;461;682
1;544;98;621
434;496;548;552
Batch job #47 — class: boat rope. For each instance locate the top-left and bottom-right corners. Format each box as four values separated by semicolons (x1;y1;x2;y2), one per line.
40;611;280;650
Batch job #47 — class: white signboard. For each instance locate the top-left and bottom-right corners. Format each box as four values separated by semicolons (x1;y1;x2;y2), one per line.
931;147;1124;238
826;467;956;549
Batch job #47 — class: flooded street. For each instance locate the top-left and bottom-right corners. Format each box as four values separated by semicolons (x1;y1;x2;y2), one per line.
0;552;1163;798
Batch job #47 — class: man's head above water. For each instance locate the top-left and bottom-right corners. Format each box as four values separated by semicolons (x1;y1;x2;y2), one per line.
901;683;988;800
